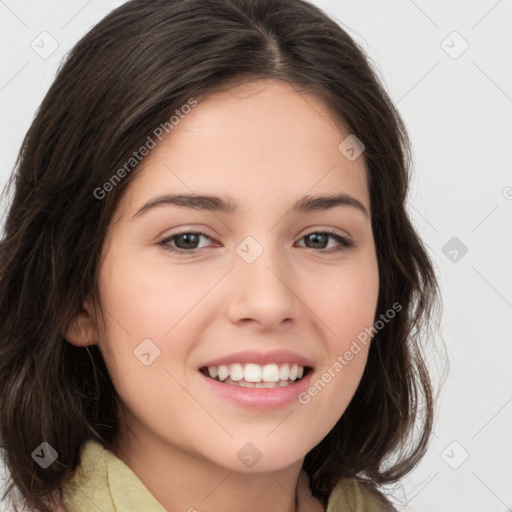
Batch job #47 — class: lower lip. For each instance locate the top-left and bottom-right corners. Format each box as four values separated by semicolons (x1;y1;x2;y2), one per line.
198;370;314;409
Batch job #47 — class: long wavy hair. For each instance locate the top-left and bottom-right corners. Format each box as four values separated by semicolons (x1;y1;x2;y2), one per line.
0;0;442;510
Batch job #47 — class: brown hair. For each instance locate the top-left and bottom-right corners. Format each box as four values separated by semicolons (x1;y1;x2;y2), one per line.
0;0;442;510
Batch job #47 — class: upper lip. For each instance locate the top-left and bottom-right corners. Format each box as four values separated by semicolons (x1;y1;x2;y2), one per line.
199;349;314;369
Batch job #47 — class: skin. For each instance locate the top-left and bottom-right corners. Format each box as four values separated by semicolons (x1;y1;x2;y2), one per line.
65;79;380;512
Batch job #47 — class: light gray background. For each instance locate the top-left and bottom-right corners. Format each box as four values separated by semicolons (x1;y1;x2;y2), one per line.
1;1;511;511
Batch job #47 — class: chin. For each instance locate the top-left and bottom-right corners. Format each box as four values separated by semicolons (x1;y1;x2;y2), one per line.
206;439;310;474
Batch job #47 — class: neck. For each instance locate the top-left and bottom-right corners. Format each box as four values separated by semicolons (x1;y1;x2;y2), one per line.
107;427;324;512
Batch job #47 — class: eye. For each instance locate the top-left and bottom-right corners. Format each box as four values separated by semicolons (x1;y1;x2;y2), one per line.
158;229;355;255
158;231;214;253
296;230;355;253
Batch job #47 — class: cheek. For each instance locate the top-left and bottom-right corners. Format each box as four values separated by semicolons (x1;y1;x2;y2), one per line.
97;247;193;340
94;248;215;388
311;255;380;347
101;248;217;330
301;253;378;407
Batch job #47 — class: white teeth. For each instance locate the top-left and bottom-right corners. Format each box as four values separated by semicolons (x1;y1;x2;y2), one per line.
261;364;280;382
203;362;306;384
222;377;288;388
279;363;289;381
236;380;254;388
218;365;229;381
229;363;244;381
244;363;262;382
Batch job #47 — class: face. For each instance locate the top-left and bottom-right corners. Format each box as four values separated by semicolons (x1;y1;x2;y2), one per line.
71;79;379;473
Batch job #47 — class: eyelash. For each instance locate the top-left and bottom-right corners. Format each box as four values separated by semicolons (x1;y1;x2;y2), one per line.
157;229;355;255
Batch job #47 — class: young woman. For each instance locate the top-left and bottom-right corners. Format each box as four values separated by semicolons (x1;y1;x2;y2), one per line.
0;0;440;510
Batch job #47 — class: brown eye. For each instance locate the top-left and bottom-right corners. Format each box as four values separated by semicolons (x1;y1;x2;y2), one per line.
158;231;212;253
297;231;355;252
157;229;355;255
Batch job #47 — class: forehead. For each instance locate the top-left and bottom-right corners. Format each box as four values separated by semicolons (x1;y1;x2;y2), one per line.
116;79;369;220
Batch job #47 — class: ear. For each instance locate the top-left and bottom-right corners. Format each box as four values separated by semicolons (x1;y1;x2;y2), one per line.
62;297;98;347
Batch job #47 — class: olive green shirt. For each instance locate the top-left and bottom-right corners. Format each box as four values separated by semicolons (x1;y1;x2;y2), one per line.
61;440;388;511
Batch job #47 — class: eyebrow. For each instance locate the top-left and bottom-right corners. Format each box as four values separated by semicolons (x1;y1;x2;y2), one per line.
131;192;369;219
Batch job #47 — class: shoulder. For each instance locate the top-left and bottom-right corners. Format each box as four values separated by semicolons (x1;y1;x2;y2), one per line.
327;477;395;512
43;440;104;512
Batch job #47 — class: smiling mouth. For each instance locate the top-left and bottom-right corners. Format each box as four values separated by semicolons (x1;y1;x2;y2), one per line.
199;363;312;388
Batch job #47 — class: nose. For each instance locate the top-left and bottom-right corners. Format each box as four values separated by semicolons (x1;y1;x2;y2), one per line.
226;239;299;331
